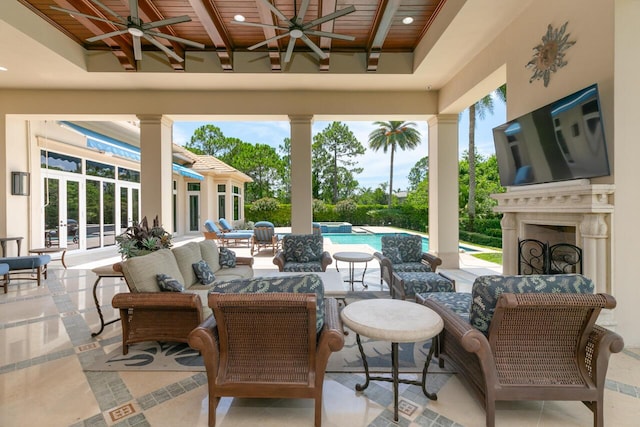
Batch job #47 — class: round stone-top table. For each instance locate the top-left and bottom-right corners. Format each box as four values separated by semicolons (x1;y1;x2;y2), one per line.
333;251;374;291
340;298;444;422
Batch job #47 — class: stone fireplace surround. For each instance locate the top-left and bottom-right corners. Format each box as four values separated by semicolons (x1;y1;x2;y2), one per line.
492;179;615;327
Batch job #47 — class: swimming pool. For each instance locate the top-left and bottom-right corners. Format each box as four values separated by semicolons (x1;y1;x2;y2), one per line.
324;232;479;253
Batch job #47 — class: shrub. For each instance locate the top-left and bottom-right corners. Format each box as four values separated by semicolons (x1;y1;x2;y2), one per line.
116;215;172;259
250;197;279;212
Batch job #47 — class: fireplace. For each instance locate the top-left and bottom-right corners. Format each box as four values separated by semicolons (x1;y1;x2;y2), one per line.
492;179;614;295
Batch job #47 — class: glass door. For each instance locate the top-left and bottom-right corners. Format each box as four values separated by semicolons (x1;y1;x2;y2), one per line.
43;176;81;250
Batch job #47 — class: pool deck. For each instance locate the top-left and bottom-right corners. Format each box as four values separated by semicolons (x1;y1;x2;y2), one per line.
60;226;502;294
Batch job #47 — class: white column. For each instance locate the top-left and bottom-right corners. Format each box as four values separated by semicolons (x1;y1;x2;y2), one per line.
137;115;174;232
500;213;518;275
428;115;459;268
289;115;313;234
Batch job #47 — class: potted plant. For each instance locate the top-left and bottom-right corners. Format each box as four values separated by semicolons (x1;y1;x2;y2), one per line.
116;215;172;259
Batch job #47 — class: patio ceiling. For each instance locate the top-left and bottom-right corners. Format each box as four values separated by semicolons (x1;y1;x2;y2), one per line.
1;0;531;91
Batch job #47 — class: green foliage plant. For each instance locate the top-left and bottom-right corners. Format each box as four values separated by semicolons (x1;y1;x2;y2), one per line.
116;215;172;259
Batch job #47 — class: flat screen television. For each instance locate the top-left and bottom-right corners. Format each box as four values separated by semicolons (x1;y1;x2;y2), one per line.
492;84;610;187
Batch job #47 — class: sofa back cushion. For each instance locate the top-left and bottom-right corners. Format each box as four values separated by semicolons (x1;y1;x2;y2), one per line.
199;239;221;272
121;249;185;293
283;234;323;263
210;273;325;333
381;234;423;264
470;274;595;335
172;242;204;287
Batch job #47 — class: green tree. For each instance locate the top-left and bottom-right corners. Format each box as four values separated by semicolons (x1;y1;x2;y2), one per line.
277;137;291;202
368;121;422;207
184;124;232;157
312;122;365;203
466;85;506;230
407;156;428;191
224;142;284;202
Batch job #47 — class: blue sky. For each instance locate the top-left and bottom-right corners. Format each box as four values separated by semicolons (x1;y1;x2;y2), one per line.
173;98;506;191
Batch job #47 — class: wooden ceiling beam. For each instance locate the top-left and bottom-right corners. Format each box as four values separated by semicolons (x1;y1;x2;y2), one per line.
52;0;136;70
188;0;233;71
134;0;185;71
255;0;282;72
366;0;400;72
317;0;337;72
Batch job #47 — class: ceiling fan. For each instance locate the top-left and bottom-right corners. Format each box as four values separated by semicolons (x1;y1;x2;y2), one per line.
232;0;356;63
51;0;204;62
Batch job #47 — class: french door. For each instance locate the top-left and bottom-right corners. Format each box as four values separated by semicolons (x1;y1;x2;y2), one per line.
43;175;81;250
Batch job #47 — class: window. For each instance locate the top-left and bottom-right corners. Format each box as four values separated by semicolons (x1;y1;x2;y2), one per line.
217;184;225;192
187;183;201;191
87;160;115;179
233;186;241;221
218;195;226;220
118;167;140;183
41;150;81;173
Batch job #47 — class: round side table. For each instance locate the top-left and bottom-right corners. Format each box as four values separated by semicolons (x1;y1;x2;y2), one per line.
332;251;374;291
340;298;444;422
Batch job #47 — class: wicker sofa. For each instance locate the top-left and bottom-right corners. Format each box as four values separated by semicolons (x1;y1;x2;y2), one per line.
188;274;345;427
418;274;624;427
112;240;253;354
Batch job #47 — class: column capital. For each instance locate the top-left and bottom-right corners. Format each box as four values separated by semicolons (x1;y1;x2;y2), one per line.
580;213;609;238
137;114;173;127
288;115;314;125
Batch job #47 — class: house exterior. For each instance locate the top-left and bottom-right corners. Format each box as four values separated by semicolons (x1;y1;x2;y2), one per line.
1;0;639;348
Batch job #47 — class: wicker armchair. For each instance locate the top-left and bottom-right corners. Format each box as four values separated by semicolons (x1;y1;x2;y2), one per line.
188;292;345;427
273;234;332;272
418;274;624;427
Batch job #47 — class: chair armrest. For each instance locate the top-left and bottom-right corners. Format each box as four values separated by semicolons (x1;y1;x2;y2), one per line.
188;315;220;378
438;272;456;291
273;251;285;271
320;251;333;272
112;292;202;311
421;252;442;271
320;297;345;352
236;256;254;266
373;251;384;262
586;325;624;387
112;262;123;273
391;271;407;300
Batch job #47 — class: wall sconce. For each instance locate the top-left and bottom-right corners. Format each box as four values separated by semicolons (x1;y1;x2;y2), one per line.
11;172;30;196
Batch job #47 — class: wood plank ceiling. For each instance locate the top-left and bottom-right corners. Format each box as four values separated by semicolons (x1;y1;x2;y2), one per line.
18;0;446;72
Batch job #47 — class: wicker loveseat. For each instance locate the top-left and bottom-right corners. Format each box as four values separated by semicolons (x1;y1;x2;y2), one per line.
188;274;345;427
273;234;332;272
418;274;624;427
112;240;253;354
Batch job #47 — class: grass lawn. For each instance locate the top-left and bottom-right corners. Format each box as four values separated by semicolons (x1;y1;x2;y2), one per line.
472;252;503;265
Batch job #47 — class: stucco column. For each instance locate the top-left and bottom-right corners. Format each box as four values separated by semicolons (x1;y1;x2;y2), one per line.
137;115;174;232
428;114;459;268
289;115;313;234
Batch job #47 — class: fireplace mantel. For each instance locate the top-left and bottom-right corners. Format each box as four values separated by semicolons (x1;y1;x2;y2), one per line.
492;180;614;214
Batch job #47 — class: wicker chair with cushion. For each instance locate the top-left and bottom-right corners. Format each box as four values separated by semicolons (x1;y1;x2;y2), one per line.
418;274;624;427
251;221;282;255
373;233;453;297
188;274;345;427
273;234;332;272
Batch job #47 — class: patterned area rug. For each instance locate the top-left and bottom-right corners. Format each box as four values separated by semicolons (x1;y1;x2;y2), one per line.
86;292;439;373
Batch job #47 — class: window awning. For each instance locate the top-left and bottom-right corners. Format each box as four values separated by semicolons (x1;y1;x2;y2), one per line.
60;121;203;181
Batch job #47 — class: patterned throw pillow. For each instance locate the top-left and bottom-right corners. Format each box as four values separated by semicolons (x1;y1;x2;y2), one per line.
156;274;184;292
192;259;216;285
219;247;237;268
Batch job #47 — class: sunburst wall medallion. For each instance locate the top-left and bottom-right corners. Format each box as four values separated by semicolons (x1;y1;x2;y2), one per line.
526;22;576;87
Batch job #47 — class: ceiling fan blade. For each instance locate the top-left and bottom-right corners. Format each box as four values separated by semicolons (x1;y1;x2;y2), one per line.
257;0;290;23
86;29;129;43
303;5;356;30
146;31;205;49
248;32;290;50
304;30;355;41
129;0;139;22
300;34;327;59
143;16;192;30
133;35;142;60
50;6;126;26
143;34;184;62
295;0;311;25
89;0;126;22
283;37;296;63
230;20;285;30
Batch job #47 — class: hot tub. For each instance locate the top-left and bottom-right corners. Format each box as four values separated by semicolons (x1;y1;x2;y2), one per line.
318;222;352;233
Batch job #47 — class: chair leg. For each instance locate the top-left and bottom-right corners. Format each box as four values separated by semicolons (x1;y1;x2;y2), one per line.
485;398;496;427
314;395;322;427
594;398;603;427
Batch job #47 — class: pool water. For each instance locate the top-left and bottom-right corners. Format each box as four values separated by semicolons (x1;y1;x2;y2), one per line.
324;232;478;253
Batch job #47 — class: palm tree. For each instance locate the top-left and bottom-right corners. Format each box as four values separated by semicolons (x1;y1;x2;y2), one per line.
368;121;421;207
467;85;506;230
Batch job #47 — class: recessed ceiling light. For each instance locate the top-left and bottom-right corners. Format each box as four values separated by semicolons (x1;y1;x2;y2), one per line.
402;17;414;25
0;66;7;72
234;15;245;22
